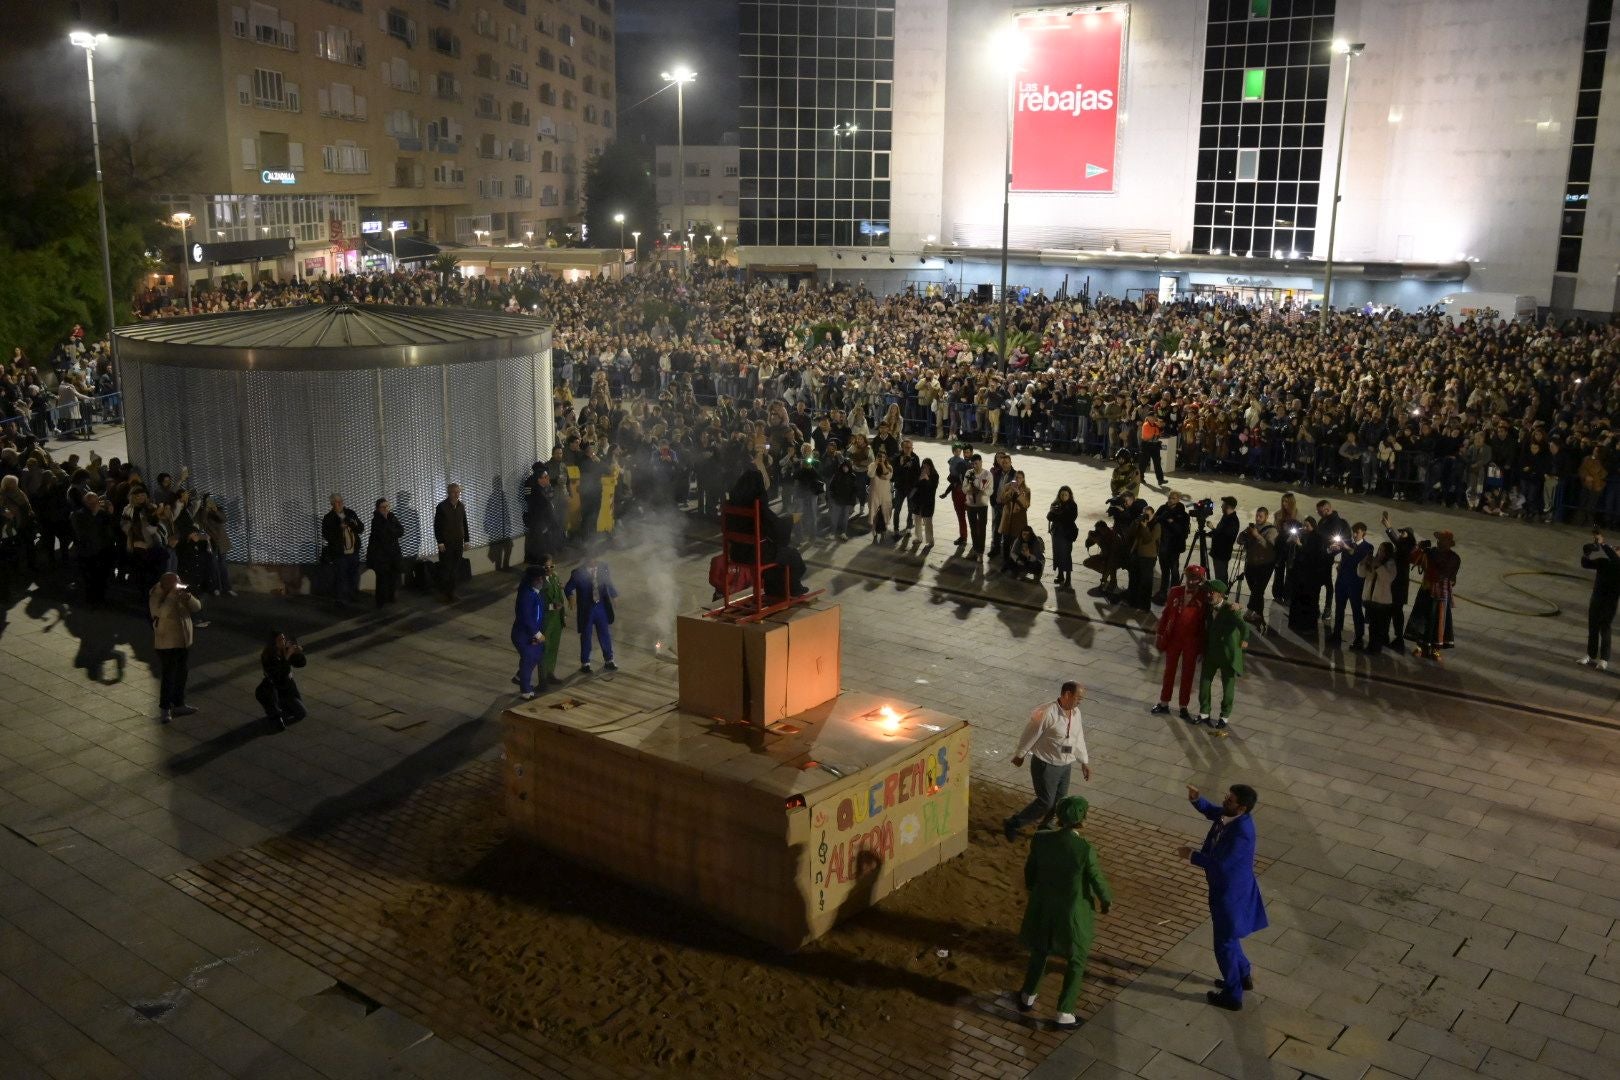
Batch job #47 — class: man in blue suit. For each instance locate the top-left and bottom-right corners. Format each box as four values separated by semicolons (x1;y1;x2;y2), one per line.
511;565;547;699
564;554;618;674
1178;782;1268;1011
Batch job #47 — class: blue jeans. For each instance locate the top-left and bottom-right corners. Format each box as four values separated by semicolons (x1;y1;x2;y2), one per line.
1008;757;1071;831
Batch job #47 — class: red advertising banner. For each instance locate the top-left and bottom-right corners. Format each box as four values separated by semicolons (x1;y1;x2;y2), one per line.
1011;8;1127;194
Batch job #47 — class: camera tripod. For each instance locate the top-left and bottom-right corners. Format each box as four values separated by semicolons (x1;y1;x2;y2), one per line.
1184;517;1212;573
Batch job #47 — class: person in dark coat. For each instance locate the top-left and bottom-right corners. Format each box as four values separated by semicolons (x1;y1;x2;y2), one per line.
1381;511;1417;642
1580;532;1620;670
1208;496;1240;581
433;484;470;601
727;465;809;598
908;458;939;548
1015;795;1111;1029
1154;494;1190;603
893;440;921;531
366;497;405;607
1178;783;1268;1011
511;564;547;698
256;631;307;731
71;491;118;605
321;494;365;603
1046;486;1080;588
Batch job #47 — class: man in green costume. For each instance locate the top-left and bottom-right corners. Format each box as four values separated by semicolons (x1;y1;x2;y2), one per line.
1016;795;1112;1029
538;555;567;686
1195;580;1251;730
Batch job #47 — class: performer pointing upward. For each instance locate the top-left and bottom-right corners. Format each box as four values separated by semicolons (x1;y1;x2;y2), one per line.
1178;783;1268;1011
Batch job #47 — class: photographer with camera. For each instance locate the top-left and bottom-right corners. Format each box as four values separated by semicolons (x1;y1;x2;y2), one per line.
1124;501;1162;610
1154;493;1191;605
149;571;201;724
256;631;307;730
1236;508;1278;618
1579;531;1618;671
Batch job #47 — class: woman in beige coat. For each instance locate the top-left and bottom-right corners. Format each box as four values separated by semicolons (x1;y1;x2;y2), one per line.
997;471;1032;568
149;572;202;723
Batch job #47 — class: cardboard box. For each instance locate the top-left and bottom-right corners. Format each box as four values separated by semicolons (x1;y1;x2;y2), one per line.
675;604;842;724
502;681;970;951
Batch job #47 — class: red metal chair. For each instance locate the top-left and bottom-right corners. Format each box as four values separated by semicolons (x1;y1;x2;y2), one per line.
707;500;814;622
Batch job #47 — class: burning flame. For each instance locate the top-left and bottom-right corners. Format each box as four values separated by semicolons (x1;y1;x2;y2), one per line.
878;705;901;734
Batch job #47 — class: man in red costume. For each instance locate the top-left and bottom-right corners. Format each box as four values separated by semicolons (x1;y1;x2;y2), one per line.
1151;563;1209;721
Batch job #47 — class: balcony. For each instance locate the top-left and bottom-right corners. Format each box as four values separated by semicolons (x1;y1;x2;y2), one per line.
240;22;297;51
474;102;500;120
394;136;424;152
428;136;462;155
503;0;528;13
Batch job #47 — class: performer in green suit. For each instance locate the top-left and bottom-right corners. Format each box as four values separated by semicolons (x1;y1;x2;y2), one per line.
1016;795;1112;1029
1196;580;1251;730
538;556;567;685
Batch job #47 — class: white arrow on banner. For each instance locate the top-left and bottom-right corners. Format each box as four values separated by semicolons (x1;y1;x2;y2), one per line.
1085;163;1109;179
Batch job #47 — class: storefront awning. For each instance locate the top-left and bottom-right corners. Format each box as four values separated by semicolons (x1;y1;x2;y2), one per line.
361;236;441;262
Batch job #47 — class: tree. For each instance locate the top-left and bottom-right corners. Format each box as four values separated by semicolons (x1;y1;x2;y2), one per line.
580;142;658;251
0;165;156;357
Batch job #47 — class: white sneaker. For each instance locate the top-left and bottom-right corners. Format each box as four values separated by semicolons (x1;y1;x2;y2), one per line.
1055;1011;1080;1028
1601;660;1611;672
1579;656;1595;666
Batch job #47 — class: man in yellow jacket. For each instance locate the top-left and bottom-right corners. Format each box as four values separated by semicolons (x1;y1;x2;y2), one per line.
1015;795;1112;1029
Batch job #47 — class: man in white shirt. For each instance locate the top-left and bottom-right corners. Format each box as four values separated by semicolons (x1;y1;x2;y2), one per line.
1004;681;1092;841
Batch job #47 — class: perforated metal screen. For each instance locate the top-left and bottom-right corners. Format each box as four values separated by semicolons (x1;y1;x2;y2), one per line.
123;336;551;565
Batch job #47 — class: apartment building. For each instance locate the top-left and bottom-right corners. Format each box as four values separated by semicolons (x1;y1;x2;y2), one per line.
655;141;740;242
2;0;615;281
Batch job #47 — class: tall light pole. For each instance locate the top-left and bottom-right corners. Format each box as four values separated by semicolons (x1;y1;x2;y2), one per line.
1320;39;1365;328
613;211;625;251
388;221;405;270
170;212;193;312
70;31;119;383
630;229;641;259
994;26;1029;374
661;66;696;280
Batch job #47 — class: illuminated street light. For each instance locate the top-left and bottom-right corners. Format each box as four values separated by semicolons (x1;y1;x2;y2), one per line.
388;221;406;270
661;66;696;280
630;229;641;258
613;211;626;250
170;212;194;313
70;30;121;386
1321;39;1366;327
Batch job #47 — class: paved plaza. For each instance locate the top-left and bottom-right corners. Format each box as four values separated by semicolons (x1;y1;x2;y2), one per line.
3;427;1620;1079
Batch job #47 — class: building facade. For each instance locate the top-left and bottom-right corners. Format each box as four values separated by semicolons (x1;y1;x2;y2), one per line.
739;0;1618;316
655;142;740;241
3;0;615;282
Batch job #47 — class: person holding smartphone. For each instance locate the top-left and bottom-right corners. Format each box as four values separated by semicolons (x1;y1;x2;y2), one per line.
1579;532;1620;671
257;632;307;730
149;571;201;724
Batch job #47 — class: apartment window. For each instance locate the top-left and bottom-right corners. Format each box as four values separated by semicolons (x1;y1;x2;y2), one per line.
514;174;533;197
429;27;460;57
739;0;896;247
432;162;465;185
724;164;738;178
435;72;461;100
1191;0;1334;258
562;90;576;110
317;83;367;120
579;14;596;35
478;133;499;158
557;24;574;46
504;23;527;50
258;130;293;169
249;68;300;111
508;139;531;162
383;8;416;46
541;150;555;171
558;57;575;78
242;4;296;49
385;109;419;139
509;102;531;125
475;52;497;79
476;8;495;38
583;104;597;123
538;82;556;105
537;47;554;70
387;57;419;92
540;184;559;206
507;64;529;87
316;26;366;66
322;141;370;173
475;94;499;119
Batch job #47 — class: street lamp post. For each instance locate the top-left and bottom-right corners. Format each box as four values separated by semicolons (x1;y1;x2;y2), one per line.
994;27;1028;374
614;211;626;251
1321;39;1365;328
630;230;641;259
70;30;120;385
170;212;194;313
661;66;696;280
388;222;405;270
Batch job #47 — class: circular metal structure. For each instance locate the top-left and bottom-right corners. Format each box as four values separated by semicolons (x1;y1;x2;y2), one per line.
114;305;554;566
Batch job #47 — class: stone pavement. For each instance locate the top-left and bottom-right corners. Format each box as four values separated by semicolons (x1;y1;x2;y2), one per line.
2;426;1619;1078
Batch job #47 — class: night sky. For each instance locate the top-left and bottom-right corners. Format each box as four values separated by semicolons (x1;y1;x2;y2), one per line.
615;0;742;150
